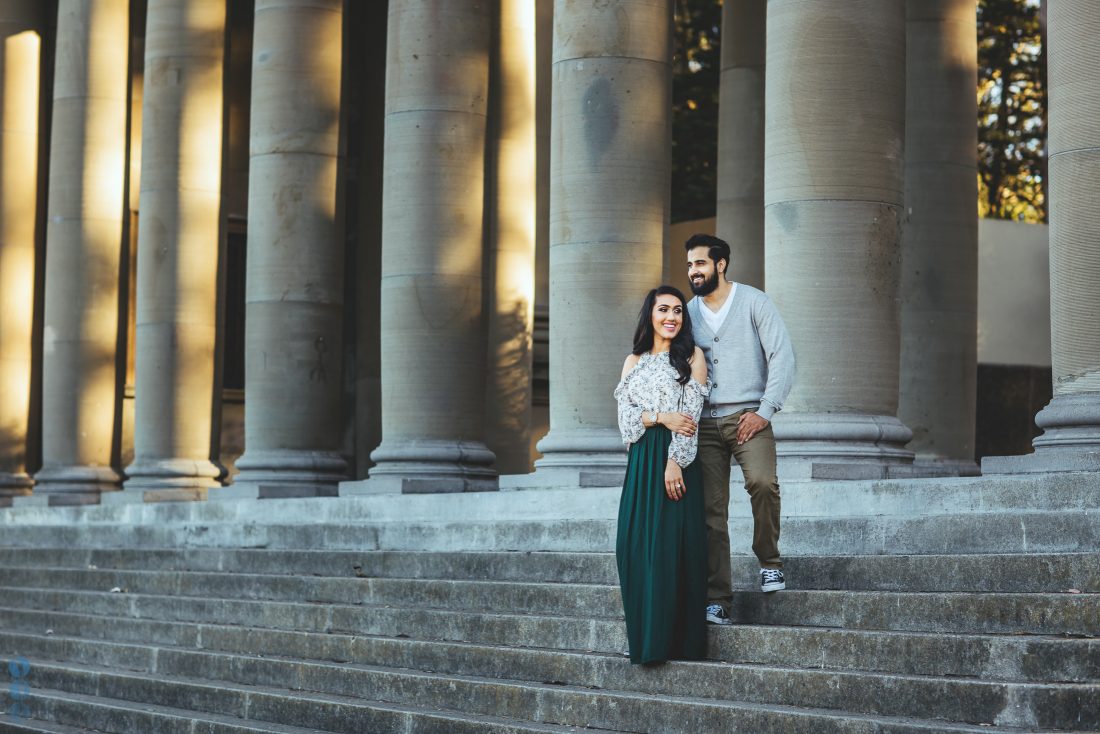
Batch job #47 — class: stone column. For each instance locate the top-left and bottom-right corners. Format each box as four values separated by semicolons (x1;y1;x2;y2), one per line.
765;0;914;478
34;0;130;503
0;1;44;501
362;0;496;494
485;0;537;475
899;0;979;474
532;0;671;483
119;0;226;501
716;0;765;289
530;0;553;464
985;0;1100;473
232;0;347;496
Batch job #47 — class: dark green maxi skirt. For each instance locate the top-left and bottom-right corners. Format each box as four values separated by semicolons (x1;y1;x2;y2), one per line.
616;425;708;664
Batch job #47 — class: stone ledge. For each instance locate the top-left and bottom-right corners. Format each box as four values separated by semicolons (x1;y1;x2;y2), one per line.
0;471;1096;529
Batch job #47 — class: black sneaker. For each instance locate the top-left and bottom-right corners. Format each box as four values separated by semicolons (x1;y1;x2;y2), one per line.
760;568;785;592
706;603;733;625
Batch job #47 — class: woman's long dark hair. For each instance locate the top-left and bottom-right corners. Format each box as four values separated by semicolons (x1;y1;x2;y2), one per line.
632;285;695;385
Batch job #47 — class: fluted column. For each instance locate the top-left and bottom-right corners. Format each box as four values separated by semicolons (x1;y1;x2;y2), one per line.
716;0;765;289
533;0;671;481
34;0;129;503
485;0;537;475
0;1;44;501
899;0;978;474
119;0;226;501
364;0;496;494
765;0;914;477
233;0;346;496
985;0;1100;473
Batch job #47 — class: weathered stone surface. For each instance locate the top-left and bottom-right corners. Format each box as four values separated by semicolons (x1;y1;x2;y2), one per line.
2;523;1098;733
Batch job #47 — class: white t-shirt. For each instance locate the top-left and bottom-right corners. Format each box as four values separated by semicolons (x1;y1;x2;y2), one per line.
699;283;736;334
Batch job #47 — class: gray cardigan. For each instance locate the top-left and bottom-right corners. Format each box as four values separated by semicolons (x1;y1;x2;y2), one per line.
688;284;795;421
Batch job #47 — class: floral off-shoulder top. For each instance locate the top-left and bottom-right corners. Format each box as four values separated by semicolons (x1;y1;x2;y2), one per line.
613;351;709;468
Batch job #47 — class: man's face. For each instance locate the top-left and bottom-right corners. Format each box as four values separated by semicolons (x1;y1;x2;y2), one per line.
687;246;724;296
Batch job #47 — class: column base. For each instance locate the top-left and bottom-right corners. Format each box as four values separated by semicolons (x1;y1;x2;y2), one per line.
519;427;627;490
909;457;981;477
534;427;626;470
772;411;916;480
499;468;626;491
351;439;498;494
29;465;121;504
117;457;222;502
982;393;1100;474
0;472;34;500
230;449;347;498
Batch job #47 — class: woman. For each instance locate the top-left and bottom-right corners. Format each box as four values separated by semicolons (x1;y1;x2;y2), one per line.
613;285;709;665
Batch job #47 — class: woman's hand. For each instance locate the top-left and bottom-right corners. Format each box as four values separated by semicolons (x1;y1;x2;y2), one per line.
661;411;697;437
664;459;685;501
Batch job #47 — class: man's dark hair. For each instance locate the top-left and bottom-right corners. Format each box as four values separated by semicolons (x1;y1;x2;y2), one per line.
684;233;730;269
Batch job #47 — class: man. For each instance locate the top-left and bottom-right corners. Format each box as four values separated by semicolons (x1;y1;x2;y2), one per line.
683;233;795;626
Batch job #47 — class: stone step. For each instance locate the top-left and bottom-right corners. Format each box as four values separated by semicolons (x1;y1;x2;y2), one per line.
0;578;618;622
3;687;344;733
1;549;1098;593
0;567;621;617
3;609;1097;722
6;680;583;734
2;506;1099;554
2;579;1096;637
732;589;1099;636
0;715;100;734
4;607;1095;686
15;655;1056;733
5;472;1098;527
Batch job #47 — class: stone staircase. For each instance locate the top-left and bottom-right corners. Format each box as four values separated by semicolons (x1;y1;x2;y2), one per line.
0;474;1098;732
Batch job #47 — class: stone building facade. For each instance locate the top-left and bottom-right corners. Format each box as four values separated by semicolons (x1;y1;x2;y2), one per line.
0;0;1097;507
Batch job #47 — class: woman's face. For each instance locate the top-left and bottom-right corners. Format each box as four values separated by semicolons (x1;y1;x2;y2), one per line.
651;293;684;341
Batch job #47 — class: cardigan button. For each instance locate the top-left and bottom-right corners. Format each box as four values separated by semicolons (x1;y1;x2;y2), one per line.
714;337;719;342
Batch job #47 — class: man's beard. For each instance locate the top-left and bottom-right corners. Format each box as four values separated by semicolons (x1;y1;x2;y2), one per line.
690;269;720;296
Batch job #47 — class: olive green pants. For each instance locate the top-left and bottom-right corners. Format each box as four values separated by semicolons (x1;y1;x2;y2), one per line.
698;409;782;611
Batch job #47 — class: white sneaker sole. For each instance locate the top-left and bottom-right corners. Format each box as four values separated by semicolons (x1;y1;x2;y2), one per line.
761;581;785;593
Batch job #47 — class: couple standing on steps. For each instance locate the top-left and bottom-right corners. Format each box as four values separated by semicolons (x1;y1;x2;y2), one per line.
614;234;796;665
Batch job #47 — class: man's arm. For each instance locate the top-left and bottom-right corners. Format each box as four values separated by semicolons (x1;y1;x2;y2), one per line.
753;294;796;422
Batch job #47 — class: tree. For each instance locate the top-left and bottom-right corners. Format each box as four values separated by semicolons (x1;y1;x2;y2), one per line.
669;0;1047;224
671;0;721;223
977;0;1046;222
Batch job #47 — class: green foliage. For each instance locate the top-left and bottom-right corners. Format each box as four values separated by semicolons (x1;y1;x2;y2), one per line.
671;0;721;223
669;0;1048;225
977;0;1046;222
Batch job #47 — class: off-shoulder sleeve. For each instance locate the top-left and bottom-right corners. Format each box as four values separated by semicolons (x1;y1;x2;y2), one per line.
613;376;646;446
668;379;709;467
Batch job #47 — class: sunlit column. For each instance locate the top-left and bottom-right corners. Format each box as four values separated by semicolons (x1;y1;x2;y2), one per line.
899;0;978;473
986;0;1100;472
716;0;765;289
233;0;347;496
533;0;671;480
485;0;537;475
364;0;497;493
765;0;915;476
120;0;226;501
34;0;130;504
0;1;44;502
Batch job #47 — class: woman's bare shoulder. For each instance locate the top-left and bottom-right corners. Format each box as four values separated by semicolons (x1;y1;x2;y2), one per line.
620;353;641;379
